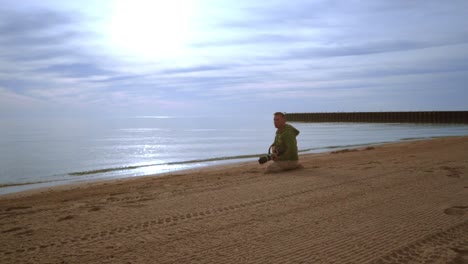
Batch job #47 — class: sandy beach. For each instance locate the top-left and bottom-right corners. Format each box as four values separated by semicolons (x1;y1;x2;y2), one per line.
0;136;467;263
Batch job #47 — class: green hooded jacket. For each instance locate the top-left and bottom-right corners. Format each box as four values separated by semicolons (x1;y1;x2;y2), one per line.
271;124;300;161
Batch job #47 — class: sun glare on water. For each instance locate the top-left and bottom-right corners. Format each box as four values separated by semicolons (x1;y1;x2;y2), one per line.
107;0;196;60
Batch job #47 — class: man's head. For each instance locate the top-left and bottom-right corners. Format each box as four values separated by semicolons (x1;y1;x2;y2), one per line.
273;112;287;129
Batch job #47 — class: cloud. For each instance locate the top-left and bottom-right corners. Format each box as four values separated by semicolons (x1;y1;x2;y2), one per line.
0;7;102;78
0;1;467;117
0;87;44;109
159;65;233;74
284;40;431;59
38;63;115;78
0;8;75;36
0;8;87;59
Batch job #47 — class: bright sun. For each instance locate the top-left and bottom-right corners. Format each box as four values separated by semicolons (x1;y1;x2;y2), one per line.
107;0;195;60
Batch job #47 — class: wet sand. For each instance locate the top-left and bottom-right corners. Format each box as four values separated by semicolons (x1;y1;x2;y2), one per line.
0;136;467;263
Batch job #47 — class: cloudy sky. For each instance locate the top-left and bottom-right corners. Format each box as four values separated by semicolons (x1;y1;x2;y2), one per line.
1;0;467;118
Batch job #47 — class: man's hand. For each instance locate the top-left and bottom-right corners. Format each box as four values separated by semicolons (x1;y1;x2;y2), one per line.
272;153;279;161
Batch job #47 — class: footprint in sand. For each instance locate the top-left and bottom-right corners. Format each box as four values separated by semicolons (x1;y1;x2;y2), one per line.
5;206;32;212
444;206;468;216
440;166;464;178
331;149;358;154
2;226;24;233
88;206;101;212
57;215;75;222
450;248;468;264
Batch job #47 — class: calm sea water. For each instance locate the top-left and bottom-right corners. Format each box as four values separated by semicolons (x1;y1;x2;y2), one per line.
1;116;467;194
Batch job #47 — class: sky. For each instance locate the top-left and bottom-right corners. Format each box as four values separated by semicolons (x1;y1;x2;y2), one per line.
1;0;467;118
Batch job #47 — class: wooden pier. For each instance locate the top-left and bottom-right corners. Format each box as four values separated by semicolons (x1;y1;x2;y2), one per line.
286;111;468;124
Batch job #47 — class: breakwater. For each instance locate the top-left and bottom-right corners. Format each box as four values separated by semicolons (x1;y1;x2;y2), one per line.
286;111;468;124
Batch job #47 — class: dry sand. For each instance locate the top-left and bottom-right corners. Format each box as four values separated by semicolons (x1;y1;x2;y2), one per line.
0;136;467;264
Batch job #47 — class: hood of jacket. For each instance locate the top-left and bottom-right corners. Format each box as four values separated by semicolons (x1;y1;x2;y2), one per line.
279;124;300;136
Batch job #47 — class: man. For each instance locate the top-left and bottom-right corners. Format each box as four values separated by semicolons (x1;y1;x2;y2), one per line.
264;112;301;173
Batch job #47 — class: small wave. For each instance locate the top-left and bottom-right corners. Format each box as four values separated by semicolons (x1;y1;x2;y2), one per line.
299;141;394;154
0;180;57;189
298;147;322;153
299;144;377;153
69;154;263;176
69;142;394;177
400;137;426;141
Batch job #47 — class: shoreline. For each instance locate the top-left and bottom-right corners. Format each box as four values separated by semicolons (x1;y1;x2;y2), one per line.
0;136;467;263
0;135;456;197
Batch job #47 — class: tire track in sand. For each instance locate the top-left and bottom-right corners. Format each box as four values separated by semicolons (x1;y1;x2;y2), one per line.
0;169;414;257
370;221;468;264
2;166;466;262
164;182;467;264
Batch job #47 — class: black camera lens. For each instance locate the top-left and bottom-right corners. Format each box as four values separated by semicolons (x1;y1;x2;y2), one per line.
258;155;271;164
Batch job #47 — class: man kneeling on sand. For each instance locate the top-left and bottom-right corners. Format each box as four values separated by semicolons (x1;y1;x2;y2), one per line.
260;112;302;173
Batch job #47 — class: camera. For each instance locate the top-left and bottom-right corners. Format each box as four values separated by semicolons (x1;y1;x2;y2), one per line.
258;154;272;164
258;146;282;164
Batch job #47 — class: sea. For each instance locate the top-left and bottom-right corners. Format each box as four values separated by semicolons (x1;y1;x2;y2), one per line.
1;115;468;195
